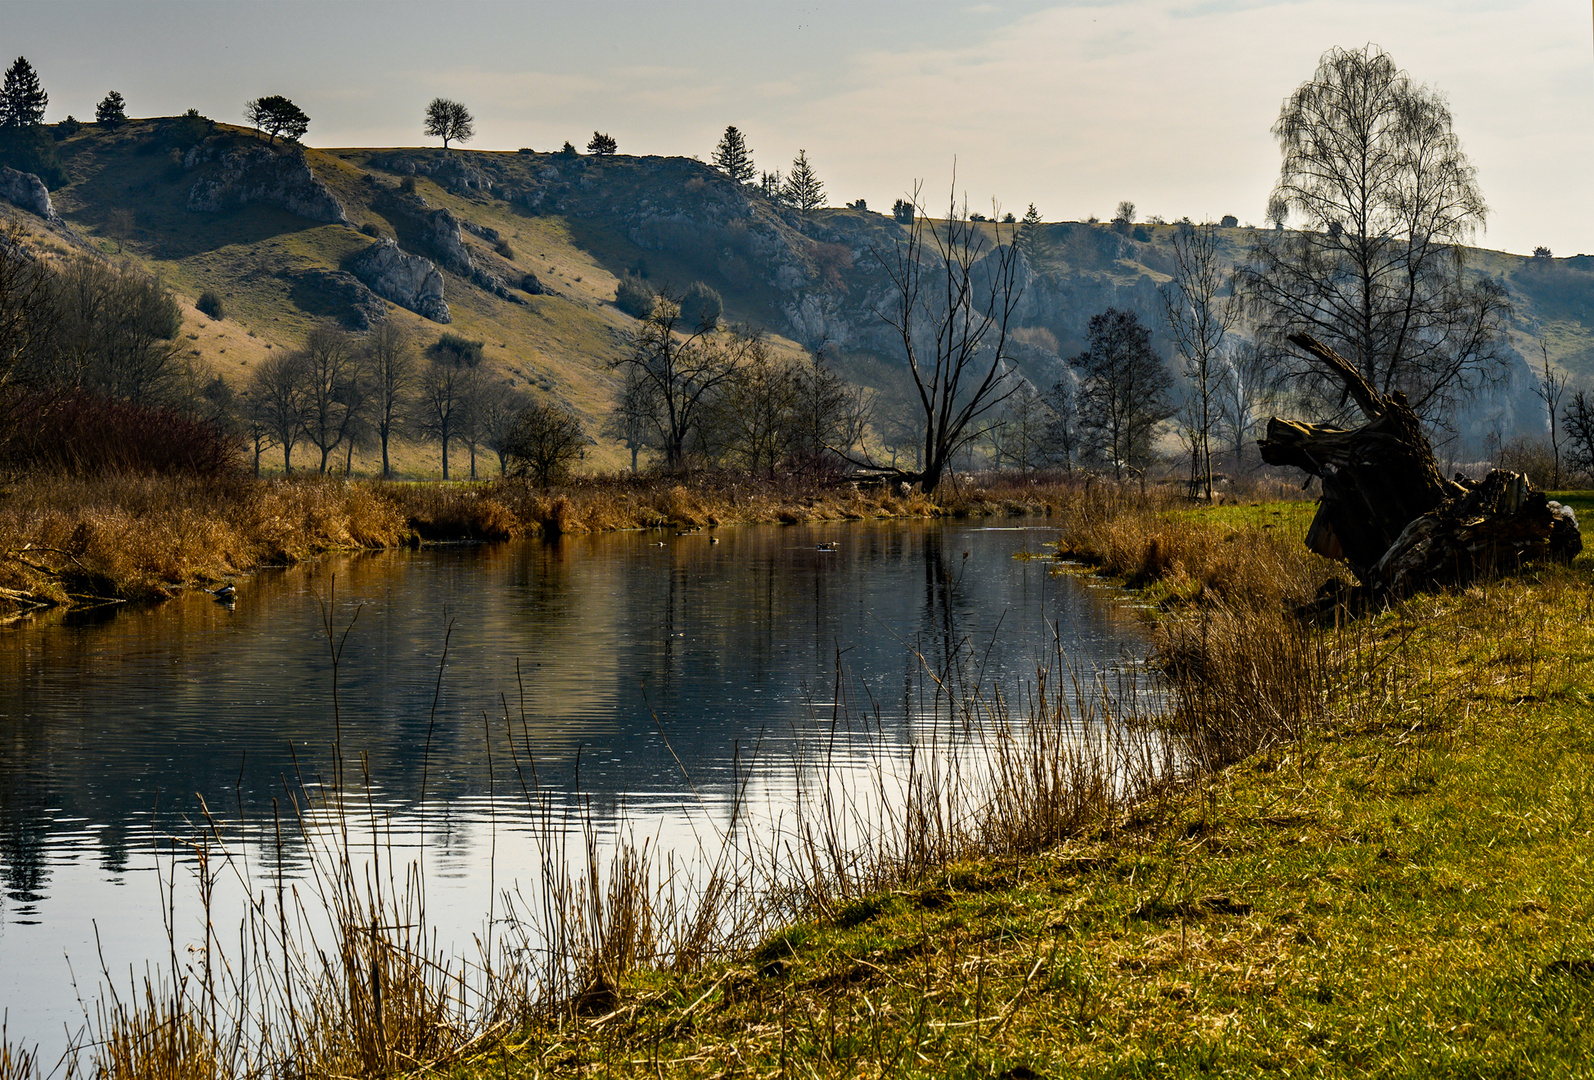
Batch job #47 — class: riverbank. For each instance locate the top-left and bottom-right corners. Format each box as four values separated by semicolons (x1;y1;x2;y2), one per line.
0;470;1113;615
442;506;1594;1076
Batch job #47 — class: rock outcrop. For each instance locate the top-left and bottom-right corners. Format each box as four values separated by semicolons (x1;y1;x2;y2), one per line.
349;239;450;323
0;167;57;221
372;152;495;197
282;268;390;331
186;141;349;225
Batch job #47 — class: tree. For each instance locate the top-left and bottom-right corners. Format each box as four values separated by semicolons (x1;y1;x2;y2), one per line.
1237;45;1510;421
1071;308;1175;479
891;199;915;225
294;326;363;474
712;125;755;184
788;345;870;481
679;281;722;332
613;298;746;471
47;258;185;406
992;383;1054;473
95;91;126;128
1220;215;1239;228
1162;221;1240;500
782;150;825;213
697;335;795;475
244;95;309;145
362;321;416;477
1216;336;1281;472
1017;203;1042;261
587;131;617;155
1042;380;1079;472
1563;389;1594;482
1111;200;1135;235
504;402;586;486
1533;343;1568;488
246;351;309;473
1533;246;1553;260
760;170;785;203
603;368;658;473
873;179;1024;492
423;98;474;150
415;354;481;480
479;387;531;475
0;58;47;129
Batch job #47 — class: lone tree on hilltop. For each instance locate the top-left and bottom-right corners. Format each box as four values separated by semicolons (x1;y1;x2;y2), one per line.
1236;44;1509;421
712;125;755;184
0;57;47;128
587;131;617;155
782;150;825;213
1018;202;1042;259
424;98;474;150
95;91;126;127
245;95;309;145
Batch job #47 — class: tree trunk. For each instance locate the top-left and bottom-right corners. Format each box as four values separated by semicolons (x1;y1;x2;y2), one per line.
1260;333;1581;594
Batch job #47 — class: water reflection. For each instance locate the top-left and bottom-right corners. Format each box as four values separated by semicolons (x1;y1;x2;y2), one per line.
0;521;1143;1045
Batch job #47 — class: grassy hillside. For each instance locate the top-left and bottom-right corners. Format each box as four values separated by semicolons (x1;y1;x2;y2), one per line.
7;117;1594;476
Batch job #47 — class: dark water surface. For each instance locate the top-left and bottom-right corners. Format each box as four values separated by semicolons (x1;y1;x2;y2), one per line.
0;520;1144;1051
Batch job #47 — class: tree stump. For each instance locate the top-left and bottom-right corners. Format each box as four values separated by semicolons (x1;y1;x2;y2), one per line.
1259;333;1581;594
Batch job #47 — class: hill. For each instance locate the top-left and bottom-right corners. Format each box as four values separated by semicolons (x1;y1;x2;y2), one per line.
4;115;1593;473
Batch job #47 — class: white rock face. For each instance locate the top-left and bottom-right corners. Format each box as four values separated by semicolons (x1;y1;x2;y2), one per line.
0;167;56;220
186;142;349;225
349;239;451;323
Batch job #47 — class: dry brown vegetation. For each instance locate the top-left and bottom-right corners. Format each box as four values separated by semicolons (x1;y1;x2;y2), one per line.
0;470;1107;615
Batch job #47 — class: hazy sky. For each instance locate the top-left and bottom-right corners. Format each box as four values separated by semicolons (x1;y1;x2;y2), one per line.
4;0;1589;256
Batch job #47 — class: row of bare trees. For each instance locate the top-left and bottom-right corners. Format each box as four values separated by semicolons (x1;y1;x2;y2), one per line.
608;297;869;478
236;324;580;479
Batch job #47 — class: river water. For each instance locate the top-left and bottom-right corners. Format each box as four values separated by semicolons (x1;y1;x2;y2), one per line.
0;520;1145;1055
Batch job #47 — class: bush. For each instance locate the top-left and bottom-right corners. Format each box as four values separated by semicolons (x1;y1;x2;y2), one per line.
360;221;382;238
0;126;66;188
399;176;417;195
520;272;543;295
892;199;914;224
53;116;80;140
517;147;535;154
559;141;578;158
679;281;723;331
2;390;239;478
494;238;515;259
196;290;225;320
1131;224;1150;241
429;332;484;367
615;274;655;319
1220;215;1239;228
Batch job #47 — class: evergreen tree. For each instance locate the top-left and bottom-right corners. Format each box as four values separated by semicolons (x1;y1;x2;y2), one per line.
95;91;126;127
245;95;309;144
0;57;47;129
587;131;617;155
782;149;825;213
1018;202;1042;259
711;125;755;184
760;169;785;203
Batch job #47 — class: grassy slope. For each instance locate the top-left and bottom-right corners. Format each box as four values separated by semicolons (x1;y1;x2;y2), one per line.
19;120;1594;478
448;522;1594;1079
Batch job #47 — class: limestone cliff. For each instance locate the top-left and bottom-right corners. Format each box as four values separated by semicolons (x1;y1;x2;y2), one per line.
349;239;450;323
186;140;349;225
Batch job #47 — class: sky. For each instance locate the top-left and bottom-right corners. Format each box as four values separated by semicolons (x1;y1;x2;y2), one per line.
4;0;1590;257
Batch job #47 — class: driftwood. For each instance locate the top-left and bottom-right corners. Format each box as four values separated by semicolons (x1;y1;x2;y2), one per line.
1260;333;1581;595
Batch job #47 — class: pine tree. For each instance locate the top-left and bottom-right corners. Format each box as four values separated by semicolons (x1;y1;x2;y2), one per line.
0;57;48;129
1018;202;1042;259
781;149;825;213
96;90;126;127
711;125;755;184
587;131;617;155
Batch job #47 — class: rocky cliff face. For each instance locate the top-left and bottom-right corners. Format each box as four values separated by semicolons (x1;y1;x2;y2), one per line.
349;239;450;323
0;167;57;221
186;140;349;225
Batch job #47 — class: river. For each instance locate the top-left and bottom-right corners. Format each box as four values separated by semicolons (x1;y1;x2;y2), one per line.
0;520;1146;1056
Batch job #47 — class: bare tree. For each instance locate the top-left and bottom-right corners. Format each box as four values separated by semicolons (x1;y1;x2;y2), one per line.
424;98;474;150
1216;336;1281;473
788;344;870;481
361;321;415;478
873;178;1023;492
612;297;745;471
415;355;482;479
246;350;309;473
992;383;1054;473
1533;342;1568;488
698;336;796;476
602;368;657;473
504;402;586;486
295;326;363;474
480;386;532;475
1237;45;1510;420
1563;388;1594;483
1162;221;1240;500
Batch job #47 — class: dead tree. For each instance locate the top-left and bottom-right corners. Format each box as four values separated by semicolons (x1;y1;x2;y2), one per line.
1260;333;1580;594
